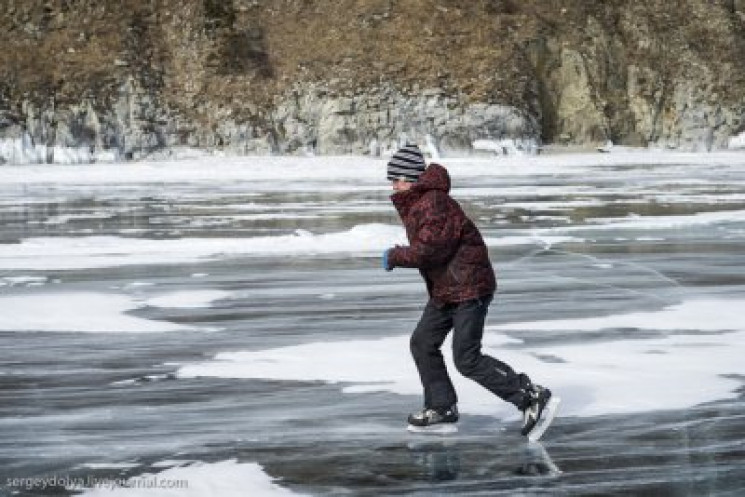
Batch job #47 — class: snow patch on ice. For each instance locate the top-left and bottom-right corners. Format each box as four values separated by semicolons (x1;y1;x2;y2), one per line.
78;462;140;470
491;299;739;332
124;281;155;288
43;212;117;225
0;224;407;270
0;275;48;287
0;292;192;333
177;298;744;418
75;459;304;496
3;200;743;271
581;209;745;230
484;234;583;247
0;226;586;271
145;290;231;309
150;460;197;469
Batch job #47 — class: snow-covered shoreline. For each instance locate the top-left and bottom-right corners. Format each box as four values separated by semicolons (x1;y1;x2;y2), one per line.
2;150;745;187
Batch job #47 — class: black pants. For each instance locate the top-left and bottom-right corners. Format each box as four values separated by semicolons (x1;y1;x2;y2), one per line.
410;295;528;410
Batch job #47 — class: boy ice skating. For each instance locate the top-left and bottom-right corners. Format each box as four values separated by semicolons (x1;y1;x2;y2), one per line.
382;144;558;440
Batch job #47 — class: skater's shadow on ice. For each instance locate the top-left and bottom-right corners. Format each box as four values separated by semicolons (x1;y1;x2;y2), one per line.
406;440;561;482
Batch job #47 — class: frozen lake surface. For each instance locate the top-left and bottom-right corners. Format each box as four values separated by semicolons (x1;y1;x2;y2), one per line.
1;152;744;496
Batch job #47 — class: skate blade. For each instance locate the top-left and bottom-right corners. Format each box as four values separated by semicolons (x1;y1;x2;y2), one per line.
407;423;458;435
527;396;561;443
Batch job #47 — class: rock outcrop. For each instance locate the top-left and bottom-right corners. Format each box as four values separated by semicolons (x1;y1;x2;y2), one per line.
1;0;744;163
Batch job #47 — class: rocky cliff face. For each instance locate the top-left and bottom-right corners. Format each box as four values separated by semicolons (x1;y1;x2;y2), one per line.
1;0;744;163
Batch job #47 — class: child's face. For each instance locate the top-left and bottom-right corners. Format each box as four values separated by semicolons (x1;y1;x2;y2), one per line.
391;179;414;192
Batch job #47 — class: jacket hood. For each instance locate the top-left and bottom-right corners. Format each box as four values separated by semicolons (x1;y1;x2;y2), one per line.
412;163;450;194
390;163;451;216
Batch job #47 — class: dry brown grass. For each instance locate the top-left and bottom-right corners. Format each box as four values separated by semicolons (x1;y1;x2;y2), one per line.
1;0;743;125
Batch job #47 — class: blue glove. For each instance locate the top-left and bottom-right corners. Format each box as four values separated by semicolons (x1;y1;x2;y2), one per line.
382;249;393;271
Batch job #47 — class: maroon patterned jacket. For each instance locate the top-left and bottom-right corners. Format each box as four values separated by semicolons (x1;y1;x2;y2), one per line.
388;163;496;306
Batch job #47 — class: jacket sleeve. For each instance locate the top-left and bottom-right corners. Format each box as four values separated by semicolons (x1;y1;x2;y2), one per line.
388;192;461;269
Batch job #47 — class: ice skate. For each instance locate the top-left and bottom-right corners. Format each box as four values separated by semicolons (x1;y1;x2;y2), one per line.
521;385;560;442
407;405;459;435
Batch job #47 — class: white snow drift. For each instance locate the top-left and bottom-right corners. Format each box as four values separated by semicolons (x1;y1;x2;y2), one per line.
178;298;744;419
75;459;305;497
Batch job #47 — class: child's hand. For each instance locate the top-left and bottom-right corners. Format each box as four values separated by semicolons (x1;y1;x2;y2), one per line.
382;249;393;271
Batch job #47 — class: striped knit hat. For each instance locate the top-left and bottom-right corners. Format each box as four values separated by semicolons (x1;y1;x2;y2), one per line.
387;144;426;182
